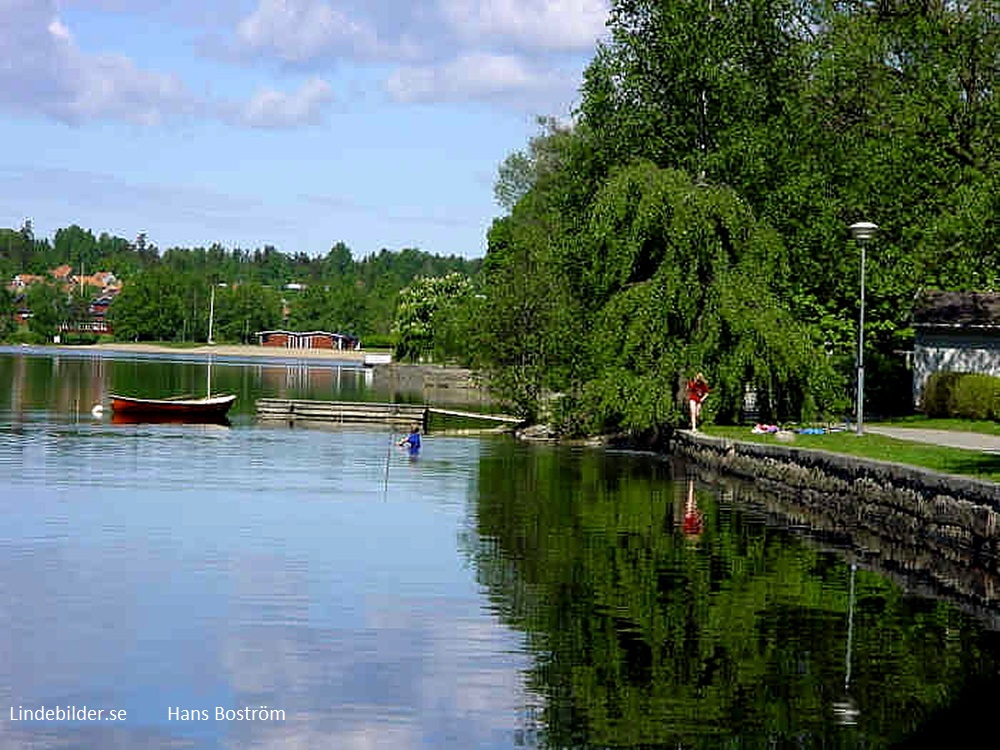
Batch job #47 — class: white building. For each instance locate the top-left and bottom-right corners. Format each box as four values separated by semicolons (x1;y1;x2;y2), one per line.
912;291;1000;406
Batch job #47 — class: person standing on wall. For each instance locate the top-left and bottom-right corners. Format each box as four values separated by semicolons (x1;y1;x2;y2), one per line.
686;373;710;431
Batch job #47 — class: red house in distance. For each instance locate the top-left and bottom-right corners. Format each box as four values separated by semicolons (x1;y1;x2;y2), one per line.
257;330;361;351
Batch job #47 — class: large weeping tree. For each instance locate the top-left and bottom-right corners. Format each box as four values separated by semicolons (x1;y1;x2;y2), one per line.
578;163;838;436
477;153;839;433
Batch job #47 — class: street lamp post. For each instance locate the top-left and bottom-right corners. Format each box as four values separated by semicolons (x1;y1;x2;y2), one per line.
848;221;878;436
208;284;216;345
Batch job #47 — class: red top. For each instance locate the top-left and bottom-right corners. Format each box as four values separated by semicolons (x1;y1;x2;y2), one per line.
687;379;710;402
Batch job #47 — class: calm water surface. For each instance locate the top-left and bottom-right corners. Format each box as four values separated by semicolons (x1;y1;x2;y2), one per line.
2;348;1000;749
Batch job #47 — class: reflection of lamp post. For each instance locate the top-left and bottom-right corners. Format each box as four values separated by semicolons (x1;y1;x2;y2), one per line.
833;562;860;726
848;222;878;435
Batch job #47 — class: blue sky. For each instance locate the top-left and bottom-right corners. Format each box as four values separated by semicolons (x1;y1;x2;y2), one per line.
0;0;609;259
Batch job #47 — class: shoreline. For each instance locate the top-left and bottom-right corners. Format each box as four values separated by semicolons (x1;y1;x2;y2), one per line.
669;429;1000;610
16;342;373;364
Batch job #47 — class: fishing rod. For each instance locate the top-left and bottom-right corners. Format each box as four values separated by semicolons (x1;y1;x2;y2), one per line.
382;426;394;496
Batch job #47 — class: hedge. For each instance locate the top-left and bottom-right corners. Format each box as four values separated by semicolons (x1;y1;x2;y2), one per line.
923;371;1000;420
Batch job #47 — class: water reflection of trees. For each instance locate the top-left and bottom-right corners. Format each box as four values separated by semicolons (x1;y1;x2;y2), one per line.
469;444;1000;748
707;465;1000;628
0;352;376;420
0;353;108;421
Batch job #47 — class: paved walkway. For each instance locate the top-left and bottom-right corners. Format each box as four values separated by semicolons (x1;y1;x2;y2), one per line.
865;426;1000;454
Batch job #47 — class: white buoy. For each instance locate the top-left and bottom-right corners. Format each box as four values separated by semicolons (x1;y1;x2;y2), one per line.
91;404;104;419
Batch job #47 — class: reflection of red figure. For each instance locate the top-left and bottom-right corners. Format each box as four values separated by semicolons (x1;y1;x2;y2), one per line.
682;481;704;537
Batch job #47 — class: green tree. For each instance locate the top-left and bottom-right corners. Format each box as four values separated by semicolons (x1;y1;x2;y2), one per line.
323;242;353;278
26;283;69;341
393;273;473;362
579;0;809;180
474;213;580;419
286;285;330;331
0;286;16;341
474;120;606;420
214;283;282;343
95;232;142;278
54;225;99;274
108;267;187;342
477;0;997;429
580;164;836;433
0;228;32;274
493;117;578;211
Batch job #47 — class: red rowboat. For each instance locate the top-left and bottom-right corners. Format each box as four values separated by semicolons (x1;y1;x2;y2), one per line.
109;393;236;422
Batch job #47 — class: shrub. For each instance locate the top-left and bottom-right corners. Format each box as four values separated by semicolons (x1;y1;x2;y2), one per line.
361;333;395;350
11;328;45;345
922;372;962;417
949;374;1000;421
62;333;100;345
922;371;1000;420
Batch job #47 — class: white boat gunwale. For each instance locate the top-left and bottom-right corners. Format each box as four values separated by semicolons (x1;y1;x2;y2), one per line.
109;393;236;407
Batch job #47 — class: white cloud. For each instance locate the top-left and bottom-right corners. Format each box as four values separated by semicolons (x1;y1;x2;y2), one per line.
385;52;571;106
1;0;603;124
67;53;195;126
224;0;603;109
47;18;71;40
0;0;198;125
439;0;608;51
235;0;384;63
236;77;334;129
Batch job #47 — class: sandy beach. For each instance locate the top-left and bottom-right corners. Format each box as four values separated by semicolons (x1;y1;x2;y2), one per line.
66;342;375;363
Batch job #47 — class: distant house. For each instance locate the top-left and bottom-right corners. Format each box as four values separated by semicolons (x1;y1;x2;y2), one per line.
257;330;361;351
13;293;30;325
912;291;1000;405
10;273;44;289
7;268;122;333
73;271;118;291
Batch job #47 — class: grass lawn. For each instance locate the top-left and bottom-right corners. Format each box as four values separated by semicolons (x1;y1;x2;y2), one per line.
701;425;1000;482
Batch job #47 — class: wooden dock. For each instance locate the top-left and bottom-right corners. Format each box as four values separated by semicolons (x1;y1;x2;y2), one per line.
255;399;522;429
257;399;428;428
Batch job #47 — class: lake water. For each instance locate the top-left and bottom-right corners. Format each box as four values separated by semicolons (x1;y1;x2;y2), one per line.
2;347;1000;749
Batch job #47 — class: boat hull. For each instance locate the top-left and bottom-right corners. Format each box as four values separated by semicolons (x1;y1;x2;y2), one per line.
109;394;236;422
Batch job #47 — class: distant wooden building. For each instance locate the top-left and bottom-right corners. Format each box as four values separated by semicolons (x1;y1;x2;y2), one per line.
912;291;1000;405
257;330;361;351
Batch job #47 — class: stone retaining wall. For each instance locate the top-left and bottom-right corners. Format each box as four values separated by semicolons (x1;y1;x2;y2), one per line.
371;364;494;407
671;431;1000;612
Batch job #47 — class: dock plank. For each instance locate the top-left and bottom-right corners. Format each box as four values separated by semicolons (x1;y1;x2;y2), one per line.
255;400;522;428
256;399;428;427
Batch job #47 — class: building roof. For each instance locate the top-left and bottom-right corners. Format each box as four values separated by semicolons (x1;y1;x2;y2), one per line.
73;271;117;288
913;290;1000;329
257;330;359;340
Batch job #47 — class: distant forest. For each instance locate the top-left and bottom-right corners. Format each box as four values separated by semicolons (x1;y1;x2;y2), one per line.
0;223;480;347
